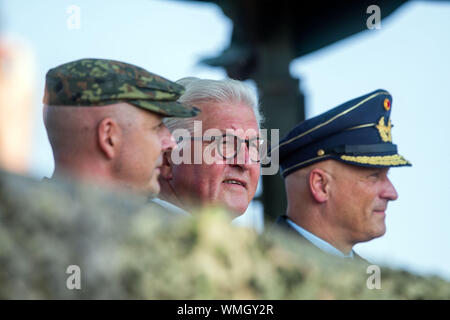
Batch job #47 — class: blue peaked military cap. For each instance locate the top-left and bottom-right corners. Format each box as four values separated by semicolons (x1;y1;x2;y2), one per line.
277;89;411;178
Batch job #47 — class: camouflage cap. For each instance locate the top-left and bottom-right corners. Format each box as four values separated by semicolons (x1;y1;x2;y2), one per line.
43;58;200;118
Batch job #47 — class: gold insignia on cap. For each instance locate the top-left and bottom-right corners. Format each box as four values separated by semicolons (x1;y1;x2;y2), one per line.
383;98;391;111
376;116;392;142
341;154;410;166
317;149;325;156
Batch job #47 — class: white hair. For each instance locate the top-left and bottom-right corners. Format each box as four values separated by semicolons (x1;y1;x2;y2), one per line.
163;77;263;134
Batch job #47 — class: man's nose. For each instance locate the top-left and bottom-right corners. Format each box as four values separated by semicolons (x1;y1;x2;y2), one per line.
160;125;176;151
230;141;252;167
381;176;398;201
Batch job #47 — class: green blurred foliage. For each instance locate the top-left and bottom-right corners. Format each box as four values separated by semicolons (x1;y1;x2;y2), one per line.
0;170;449;299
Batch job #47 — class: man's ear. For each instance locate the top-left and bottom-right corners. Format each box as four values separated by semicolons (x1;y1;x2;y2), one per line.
309;168;331;203
159;150;173;180
97;117;121;159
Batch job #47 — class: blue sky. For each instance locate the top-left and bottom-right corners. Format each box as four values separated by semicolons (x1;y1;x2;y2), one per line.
2;0;449;281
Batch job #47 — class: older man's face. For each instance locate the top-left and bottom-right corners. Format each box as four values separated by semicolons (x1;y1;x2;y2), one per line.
327;162;398;243
170;102;261;215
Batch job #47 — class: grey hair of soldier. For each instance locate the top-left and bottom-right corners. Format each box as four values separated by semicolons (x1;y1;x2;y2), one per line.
163;77;263;134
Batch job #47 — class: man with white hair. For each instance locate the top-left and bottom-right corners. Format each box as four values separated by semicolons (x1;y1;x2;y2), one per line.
157;77;263;216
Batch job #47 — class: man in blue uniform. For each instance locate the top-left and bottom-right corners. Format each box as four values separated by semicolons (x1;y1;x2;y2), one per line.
274;89;411;261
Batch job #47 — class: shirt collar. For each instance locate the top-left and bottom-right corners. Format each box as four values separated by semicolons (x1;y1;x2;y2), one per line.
152;198;191;216
286;218;354;259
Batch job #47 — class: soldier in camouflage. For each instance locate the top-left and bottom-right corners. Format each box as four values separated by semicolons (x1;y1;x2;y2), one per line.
43;58;199;197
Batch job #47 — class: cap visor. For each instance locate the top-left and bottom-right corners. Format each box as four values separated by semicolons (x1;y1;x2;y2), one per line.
128;100;200;118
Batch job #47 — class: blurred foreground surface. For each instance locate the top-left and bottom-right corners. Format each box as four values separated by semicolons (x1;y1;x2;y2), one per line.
0;170;449;299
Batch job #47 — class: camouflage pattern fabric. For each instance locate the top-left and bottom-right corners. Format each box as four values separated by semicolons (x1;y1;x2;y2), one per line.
44;58;199;118
0;170;449;299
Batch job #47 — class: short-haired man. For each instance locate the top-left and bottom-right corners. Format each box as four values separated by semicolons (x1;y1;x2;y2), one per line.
43;58;199;196
275;89;411;260
157;77;263;216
